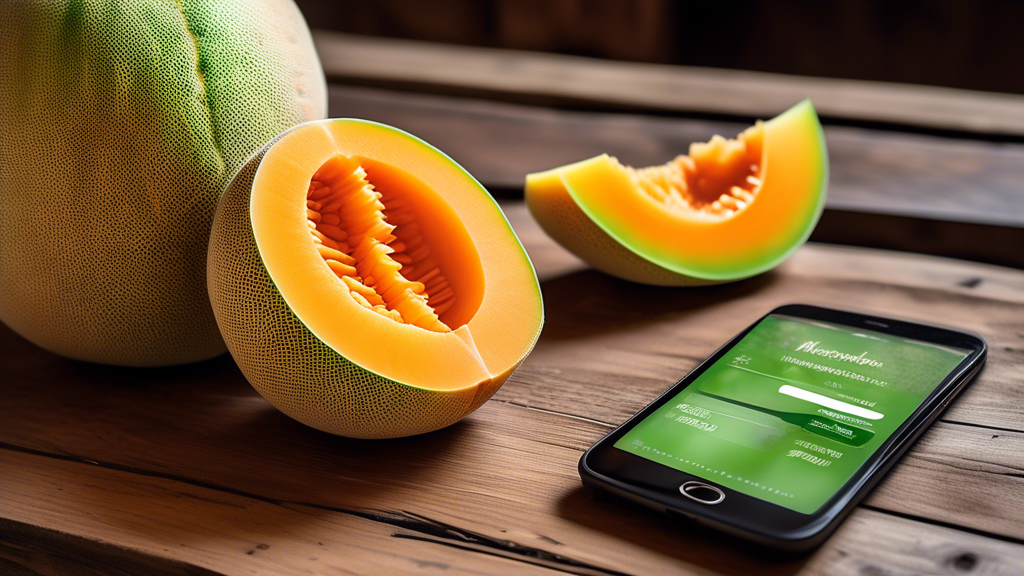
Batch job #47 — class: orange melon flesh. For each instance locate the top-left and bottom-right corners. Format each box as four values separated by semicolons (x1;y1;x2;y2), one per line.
306;154;462;332
526;100;828;283
250;120;541;393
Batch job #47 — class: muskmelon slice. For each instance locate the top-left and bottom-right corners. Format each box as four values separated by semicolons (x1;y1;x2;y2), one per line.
525;100;828;285
208;119;543;438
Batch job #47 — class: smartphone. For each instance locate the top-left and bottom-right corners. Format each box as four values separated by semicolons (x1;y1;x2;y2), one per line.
579;304;986;552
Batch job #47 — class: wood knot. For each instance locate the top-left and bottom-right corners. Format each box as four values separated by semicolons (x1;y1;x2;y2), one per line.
948;552;979;572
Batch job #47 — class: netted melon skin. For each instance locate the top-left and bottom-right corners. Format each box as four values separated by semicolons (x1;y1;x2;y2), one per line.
0;0;326;366
208;143;506;439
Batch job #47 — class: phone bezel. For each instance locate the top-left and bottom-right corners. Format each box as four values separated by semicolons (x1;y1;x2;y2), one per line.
579;303;987;551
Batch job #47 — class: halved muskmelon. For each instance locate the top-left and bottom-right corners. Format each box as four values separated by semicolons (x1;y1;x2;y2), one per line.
208;119;543;438
525;100;828;285
0;0;325;366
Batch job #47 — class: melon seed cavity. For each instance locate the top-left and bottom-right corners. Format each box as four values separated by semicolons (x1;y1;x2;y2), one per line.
624;123;765;219
306;155;456;332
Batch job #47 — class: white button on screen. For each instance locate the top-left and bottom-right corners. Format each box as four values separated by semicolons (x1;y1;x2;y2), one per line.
778;384;884;420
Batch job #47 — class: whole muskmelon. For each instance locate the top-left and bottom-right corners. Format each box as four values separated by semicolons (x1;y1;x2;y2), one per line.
0;0;327;366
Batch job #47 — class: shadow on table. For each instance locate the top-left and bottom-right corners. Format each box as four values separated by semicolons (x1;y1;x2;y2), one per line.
538;268;781;341
52;397;479;544
557;486;811;575
0;329;479;545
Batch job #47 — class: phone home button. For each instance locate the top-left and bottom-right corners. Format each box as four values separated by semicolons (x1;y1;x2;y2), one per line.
679;481;725;505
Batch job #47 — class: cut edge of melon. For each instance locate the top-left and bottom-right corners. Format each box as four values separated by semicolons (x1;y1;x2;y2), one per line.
559;100;828;281
249;119;543;393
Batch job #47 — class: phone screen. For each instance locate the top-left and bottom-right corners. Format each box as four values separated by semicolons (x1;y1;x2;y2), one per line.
613;314;971;514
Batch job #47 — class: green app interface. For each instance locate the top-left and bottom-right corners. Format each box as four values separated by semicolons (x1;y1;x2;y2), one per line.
614;314;970;514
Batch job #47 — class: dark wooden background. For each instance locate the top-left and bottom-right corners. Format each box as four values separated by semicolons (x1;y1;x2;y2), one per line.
297;0;1024;95
311;31;1024;270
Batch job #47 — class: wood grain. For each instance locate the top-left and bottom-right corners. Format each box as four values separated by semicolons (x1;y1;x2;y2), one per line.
2;418;1024;576
0;204;1022;574
327;86;1024;226
325;85;1024;268
313;30;1024;137
0;516;224;576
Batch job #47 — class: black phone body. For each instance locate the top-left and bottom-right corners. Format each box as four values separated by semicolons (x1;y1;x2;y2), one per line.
579;304;986;552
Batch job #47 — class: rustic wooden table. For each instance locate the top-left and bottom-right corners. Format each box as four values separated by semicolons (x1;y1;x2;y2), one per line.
2;203;1023;575
2;34;1023;576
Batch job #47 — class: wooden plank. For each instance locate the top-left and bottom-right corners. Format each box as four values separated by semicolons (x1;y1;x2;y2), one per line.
3;350;1021;543
0;449;552;576
2;203;1023;572
772;243;1024;305
0;517;224;576
802;511;1024;576
325;86;1024;268
326;87;1024;225
3;410;1024;576
313;31;1024;137
870;422;1024;539
811;210;1024;271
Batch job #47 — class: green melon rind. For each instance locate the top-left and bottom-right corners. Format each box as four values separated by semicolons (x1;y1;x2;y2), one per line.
526;166;716;286
0;0;325;366
564;100;829;282
208;123;541;438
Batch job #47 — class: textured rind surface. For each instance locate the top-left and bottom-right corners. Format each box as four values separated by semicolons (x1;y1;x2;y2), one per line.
208;136;509;439
0;0;327;366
